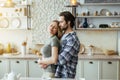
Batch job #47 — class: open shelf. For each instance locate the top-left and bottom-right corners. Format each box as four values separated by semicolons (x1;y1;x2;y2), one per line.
76;28;120;31
76;16;120;18
81;3;120;6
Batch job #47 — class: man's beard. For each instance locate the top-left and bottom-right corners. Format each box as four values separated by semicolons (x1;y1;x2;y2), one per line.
62;25;68;32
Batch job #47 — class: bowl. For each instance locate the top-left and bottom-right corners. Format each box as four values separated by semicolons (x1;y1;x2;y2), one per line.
103;49;116;55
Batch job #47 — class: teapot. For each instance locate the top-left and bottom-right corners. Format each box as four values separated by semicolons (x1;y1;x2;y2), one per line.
3;71;21;80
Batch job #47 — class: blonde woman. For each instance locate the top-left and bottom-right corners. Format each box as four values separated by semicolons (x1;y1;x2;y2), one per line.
38;20;62;78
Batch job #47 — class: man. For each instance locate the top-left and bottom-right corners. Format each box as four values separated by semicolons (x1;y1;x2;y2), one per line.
55;11;80;78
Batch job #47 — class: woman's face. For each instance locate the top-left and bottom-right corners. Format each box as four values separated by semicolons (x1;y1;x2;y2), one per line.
48;22;58;35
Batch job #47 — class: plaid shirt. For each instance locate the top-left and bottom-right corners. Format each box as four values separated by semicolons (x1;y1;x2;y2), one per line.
55;32;80;78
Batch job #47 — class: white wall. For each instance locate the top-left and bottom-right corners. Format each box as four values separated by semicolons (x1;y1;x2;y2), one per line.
0;0;119;54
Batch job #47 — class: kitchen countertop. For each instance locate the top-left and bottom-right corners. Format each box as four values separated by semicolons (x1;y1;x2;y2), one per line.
20;77;85;80
0;54;39;59
78;54;120;60
0;53;120;60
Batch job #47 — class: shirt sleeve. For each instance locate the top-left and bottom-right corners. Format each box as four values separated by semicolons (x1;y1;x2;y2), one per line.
51;37;59;47
58;38;76;65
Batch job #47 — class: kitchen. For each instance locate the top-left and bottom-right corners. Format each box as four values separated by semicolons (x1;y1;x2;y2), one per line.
0;0;120;80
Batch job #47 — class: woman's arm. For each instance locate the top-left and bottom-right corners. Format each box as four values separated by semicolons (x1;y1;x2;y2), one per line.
38;46;58;65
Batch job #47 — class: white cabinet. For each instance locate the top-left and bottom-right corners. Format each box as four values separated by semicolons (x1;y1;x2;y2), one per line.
0;59;9;78
28;60;43;77
77;60;119;80
99;60;119;80
83;60;99;80
10;59;27;77
76;60;99;80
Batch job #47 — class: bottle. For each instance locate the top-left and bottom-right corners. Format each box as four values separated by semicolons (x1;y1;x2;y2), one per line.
21;41;27;56
83;18;88;28
6;43;11;53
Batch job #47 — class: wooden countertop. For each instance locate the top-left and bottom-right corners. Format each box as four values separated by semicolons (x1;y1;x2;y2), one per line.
78;54;120;60
0;54;120;60
20;77;85;80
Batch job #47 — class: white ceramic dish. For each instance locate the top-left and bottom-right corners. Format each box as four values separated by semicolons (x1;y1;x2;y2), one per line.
11;17;21;28
100;9;112;16
0;18;9;28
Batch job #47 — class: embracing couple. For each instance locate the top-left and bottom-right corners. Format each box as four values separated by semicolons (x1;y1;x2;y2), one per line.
38;11;80;79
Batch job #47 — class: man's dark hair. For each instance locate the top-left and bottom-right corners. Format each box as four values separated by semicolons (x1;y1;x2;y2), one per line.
59;11;75;28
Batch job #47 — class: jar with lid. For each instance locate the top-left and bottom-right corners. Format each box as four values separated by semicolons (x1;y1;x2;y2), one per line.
87;45;94;56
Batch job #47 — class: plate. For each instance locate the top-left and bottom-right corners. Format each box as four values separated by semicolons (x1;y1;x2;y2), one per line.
11;17;21;28
0;18;9;28
100;9;111;16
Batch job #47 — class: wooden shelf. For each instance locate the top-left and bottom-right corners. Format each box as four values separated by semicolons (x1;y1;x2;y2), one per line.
76;28;120;31
81;3;120;6
76;16;120;18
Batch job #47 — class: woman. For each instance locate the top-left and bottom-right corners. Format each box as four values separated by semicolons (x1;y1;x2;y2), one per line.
38;20;62;78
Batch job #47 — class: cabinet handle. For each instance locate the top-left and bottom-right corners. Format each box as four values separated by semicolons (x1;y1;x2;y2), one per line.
89;61;93;64
16;61;20;63
108;61;112;64
0;60;2;63
34;61;38;63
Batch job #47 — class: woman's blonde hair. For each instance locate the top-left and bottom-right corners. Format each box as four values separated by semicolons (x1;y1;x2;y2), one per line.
52;20;62;39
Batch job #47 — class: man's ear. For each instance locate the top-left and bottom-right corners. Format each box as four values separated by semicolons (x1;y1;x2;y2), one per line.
68;21;70;25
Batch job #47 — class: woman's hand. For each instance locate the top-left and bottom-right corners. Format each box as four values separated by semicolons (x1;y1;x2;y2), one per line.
37;59;48;69
40;64;48;69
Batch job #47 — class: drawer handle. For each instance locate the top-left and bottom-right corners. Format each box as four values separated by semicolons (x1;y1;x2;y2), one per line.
34;61;38;63
16;61;20;63
108;61;112;64
0;60;2;63
89;61;93;64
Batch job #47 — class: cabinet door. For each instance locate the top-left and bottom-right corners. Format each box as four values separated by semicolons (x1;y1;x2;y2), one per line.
100;60;119;80
10;59;27;77
28;60;43;77
83;60;99;80
0;59;9;78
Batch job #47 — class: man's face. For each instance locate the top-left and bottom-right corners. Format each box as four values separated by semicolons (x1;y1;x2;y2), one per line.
59;16;68;30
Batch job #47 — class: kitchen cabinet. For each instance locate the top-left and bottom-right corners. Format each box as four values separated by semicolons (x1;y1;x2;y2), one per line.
83;60;99;80
0;59;9;78
28;60;43;77
10;59;27;77
99;60;119;80
0;58;43;79
77;60;119;80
